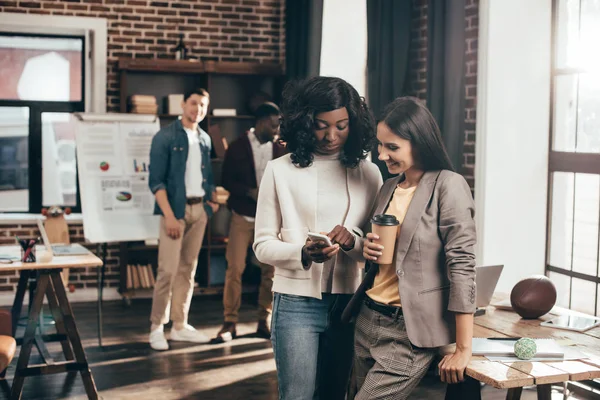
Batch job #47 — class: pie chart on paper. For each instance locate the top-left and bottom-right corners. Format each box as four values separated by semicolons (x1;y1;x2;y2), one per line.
100;161;110;171
116;191;132;202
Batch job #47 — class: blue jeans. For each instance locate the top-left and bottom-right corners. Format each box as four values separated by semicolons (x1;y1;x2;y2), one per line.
271;292;354;400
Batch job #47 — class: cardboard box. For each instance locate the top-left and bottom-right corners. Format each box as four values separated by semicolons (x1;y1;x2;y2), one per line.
167;94;184;115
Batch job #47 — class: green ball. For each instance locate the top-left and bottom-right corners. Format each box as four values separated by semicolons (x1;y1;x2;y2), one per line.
514;338;537;360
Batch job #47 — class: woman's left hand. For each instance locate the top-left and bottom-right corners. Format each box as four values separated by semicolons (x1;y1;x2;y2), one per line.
438;348;472;384
328;225;355;251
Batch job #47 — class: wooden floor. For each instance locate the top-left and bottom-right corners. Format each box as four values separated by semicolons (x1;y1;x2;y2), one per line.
0;295;589;399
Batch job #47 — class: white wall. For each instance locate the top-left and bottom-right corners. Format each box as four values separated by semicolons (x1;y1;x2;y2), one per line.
475;0;552;292
320;0;368;96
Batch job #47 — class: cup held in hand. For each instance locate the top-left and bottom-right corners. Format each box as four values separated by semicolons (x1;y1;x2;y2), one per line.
371;214;399;264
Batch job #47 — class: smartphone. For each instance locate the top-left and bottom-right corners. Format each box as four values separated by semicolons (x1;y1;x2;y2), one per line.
307;232;333;247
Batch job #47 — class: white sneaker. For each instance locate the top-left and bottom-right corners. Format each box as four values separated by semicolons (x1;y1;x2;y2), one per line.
170;324;210;343
149;327;169;351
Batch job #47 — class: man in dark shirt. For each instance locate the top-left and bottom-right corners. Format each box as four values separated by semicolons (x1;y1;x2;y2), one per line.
216;102;286;342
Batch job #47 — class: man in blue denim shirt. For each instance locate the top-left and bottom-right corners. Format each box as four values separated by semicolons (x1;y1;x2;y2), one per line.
148;88;219;351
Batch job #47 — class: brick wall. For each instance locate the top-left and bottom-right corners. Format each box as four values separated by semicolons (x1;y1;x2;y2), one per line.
462;0;479;189
0;0;286;112
405;0;479;191
407;0;428;101
0;222;120;293
0;0;285;295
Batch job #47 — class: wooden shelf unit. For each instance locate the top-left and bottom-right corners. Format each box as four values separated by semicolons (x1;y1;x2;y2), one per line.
156;114;255;120
117;58;284;299
118;58;283;75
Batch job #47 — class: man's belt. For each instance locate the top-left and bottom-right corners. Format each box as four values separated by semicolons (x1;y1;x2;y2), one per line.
186;197;203;205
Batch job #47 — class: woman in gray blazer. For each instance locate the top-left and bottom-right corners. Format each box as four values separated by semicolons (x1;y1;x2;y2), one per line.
352;97;476;399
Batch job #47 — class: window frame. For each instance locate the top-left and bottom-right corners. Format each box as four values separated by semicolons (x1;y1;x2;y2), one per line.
546;0;600;315
0;32;86;213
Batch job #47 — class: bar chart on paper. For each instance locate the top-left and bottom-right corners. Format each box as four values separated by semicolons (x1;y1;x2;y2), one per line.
133;159;148;173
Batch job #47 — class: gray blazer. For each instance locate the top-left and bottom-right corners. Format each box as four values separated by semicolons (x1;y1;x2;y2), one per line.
371;169;476;348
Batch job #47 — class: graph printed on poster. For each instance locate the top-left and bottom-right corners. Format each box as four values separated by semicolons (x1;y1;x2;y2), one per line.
75;114;160;243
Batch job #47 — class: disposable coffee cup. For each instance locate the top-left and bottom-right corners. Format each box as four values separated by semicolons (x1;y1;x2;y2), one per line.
371;214;400;264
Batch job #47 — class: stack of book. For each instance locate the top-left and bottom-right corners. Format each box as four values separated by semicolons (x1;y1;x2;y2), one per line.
126;264;156;290
212;108;237;117
129;95;158;115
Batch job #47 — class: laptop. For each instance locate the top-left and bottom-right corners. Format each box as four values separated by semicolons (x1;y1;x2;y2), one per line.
36;219;91;256
475;265;504;308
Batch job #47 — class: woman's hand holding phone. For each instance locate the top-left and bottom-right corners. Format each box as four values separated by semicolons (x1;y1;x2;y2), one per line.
301;225;356;268
302;233;340;266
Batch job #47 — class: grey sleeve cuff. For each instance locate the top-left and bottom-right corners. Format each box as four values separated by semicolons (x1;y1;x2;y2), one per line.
448;282;477;314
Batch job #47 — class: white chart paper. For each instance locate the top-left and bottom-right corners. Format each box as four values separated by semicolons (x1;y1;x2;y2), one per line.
76;114;161;243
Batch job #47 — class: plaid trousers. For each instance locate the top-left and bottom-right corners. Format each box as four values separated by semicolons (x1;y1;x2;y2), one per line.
352;301;438;400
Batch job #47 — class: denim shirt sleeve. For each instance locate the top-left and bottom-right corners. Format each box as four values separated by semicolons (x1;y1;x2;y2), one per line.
148;129;170;194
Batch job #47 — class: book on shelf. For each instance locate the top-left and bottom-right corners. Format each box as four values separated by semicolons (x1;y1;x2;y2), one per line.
148;264;156;287
126;264;133;290
138;265;148;288
212;108;237;117
129;94;157;105
131;264;140;289
126;264;156;290
130;105;158;115
129;94;158;115
143;265;152;288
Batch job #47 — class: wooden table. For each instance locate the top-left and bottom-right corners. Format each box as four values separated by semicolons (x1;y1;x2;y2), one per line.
0;246;102;400
459;297;600;399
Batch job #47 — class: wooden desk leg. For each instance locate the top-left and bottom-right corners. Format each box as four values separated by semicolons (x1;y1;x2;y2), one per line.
445;377;482;400
11;270;30;337
10;273;49;400
536;384;552;400
46;276;74;361
506;387;523;400
50;272;98;400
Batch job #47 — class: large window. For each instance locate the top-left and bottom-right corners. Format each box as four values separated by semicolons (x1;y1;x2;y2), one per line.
0;33;84;213
547;0;600;315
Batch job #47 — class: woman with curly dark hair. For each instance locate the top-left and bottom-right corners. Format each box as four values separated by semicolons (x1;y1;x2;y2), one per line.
253;76;383;400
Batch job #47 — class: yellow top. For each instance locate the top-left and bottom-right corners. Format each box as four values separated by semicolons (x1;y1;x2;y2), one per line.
366;185;416;306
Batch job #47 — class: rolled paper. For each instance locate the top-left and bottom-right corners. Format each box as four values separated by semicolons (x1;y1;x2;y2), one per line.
514;337;537;360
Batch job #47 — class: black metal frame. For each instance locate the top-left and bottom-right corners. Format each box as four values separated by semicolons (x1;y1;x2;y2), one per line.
546;0;600;315
0;32;86;214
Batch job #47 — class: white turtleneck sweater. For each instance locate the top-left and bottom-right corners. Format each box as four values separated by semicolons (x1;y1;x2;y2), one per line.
313;153;350;292
253;152;383;299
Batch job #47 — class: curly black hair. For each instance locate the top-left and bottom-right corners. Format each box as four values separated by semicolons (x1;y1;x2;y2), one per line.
279;76;376;168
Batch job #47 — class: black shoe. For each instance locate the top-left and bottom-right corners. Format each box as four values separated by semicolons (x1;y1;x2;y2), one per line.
255;320;271;339
213;322;237;343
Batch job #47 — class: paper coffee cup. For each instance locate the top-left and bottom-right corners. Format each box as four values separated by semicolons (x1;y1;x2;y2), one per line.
371;214;400;264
